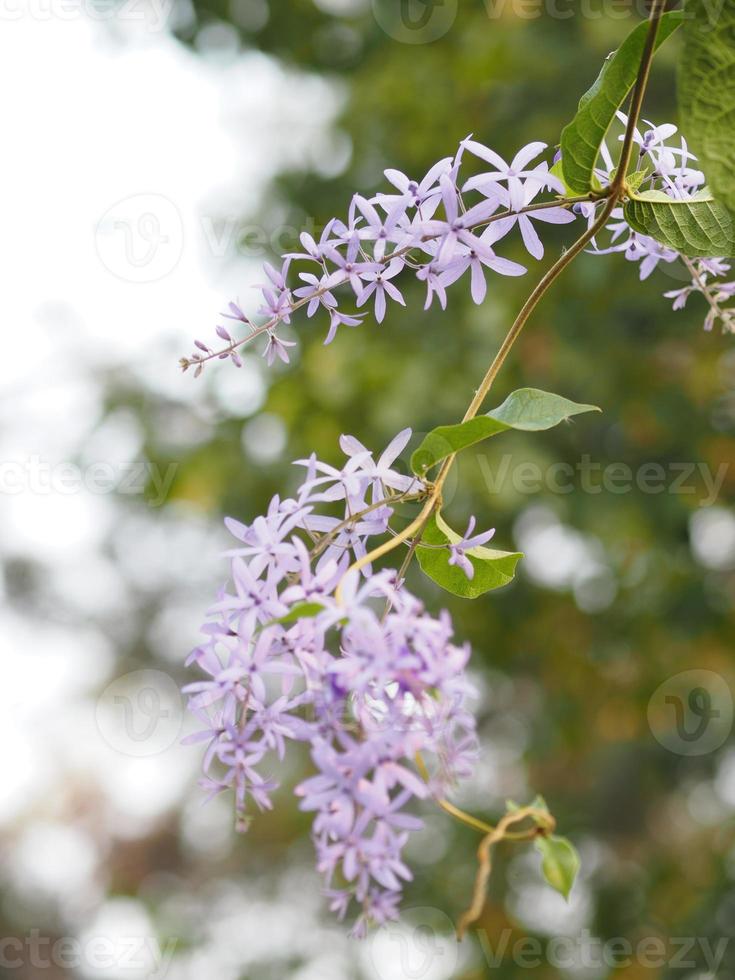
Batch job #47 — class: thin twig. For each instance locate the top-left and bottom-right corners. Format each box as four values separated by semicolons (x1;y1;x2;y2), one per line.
457;806;555;939
614;0;668;192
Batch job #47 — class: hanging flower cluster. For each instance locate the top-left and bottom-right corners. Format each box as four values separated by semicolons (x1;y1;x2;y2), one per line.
587;112;735;333
181;137;580;375
183;430;480;935
182;118;734;385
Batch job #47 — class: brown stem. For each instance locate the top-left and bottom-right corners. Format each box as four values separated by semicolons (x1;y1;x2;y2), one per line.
614;0;668;191
337;0;667;593
335;193;618;597
457;806;555;939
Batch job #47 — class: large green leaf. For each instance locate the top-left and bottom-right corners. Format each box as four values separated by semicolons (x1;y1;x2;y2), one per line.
560;11;683;193
679;0;735;213
623;189;735;257
416;512;522;600
411;388;600;476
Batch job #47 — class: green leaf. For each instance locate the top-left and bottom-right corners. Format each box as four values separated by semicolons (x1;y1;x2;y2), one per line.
506;794;548;815
416;512;522;599
535;835;581;901
679;0;735;214
411;388;600;476
560;11;683;193
271;602;326;625
623;188;735;257
626;166;651;194
549;160;576;198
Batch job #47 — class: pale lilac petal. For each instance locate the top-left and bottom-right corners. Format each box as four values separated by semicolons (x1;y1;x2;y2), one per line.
470;260;487;304
511;141;547;171
528;206;576;225
519;214;544;260
461;139;508;171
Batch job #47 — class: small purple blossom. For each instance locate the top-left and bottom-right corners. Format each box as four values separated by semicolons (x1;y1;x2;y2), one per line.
263;332;296;366
357;258;406;323
462;139;553;210
447;516;496;580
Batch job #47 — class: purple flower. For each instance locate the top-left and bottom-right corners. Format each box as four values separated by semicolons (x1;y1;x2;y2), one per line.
257;258;292;293
220;300;250;324
480;173;576;260
439;238;526;304
423;174;501;267
339;427;416;496
462;139;551;210
184;430;478;931
357;258;406;323
263;332;296;366
193;135;588;375
293;271;338;318
447;516;496;580
322;237;380;296
353;195;409;261
382;156;453;207
416;263;448;310
287;220;337;262
324;310;363;346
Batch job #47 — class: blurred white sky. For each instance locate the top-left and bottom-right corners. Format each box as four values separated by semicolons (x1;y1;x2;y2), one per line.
0;10;352;965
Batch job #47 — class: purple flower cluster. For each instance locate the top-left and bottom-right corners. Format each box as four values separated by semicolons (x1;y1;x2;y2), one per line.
181;138;578;374
183;429;478;934
183;116;735;380
588;113;735;333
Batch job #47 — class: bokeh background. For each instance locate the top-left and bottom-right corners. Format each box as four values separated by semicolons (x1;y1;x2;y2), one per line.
2;1;735;977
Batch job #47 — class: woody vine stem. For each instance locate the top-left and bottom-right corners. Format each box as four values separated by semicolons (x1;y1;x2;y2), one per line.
321;0;669;933
336;0;668;593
